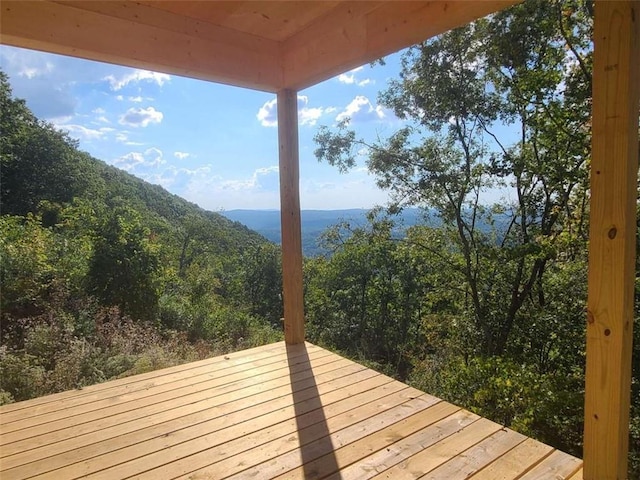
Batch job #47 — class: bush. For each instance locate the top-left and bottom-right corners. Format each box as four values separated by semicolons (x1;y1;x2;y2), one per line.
0;306;215;403
201;306;282;351
409;355;584;457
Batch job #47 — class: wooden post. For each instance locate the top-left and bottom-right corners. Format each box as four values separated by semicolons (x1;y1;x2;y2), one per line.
277;89;305;344
584;2;639;478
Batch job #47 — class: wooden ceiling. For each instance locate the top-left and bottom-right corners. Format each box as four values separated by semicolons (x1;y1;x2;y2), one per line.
1;1;518;92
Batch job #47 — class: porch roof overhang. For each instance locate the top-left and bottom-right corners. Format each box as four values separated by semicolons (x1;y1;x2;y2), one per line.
0;1;518;92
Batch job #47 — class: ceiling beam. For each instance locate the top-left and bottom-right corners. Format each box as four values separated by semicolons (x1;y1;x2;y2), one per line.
282;0;520;90
0;1;283;92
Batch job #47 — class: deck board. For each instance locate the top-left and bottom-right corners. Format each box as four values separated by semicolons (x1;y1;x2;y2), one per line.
0;341;583;479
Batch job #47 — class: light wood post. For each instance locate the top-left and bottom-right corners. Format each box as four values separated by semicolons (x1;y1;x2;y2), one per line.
277;89;305;344
584;2;639;478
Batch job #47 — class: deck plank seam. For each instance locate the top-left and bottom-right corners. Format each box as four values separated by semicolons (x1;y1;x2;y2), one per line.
0;342;292;414
0;359;369;463
0;351;344;446
268;402;466;480
2;364;382;476
0;344;326;426
211;394;442;480
415;426;530;480
89;386;417;480
13;375;396;480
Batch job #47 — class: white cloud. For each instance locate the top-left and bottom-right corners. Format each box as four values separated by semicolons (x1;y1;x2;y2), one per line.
257;98;278;127
181;165;390;210
114;147;165;171
137;164;214;189
177;165;211;176
119;106;163;127
220;166;279;191
115;132;129;143
48;114;74;125
104;69;171;91
56;124;114;141
298;107;323;126
337;66;374;87
91;108;110;124
115;131;145;146
115;152;144;170
174;151;190;160
17;62;55;79
0;47;77;119
0;47;175;121
128;96;143;103
337;66;363;84
183;166;281;210
336;96;385;124
138;171;177;189
257;95;334;127
144;147;164;166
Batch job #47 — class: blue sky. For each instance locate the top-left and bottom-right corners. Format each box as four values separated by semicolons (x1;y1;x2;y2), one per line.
0;45;412;211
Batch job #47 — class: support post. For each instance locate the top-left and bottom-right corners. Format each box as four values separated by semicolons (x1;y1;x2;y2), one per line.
277;89;305;344
584;2;639;478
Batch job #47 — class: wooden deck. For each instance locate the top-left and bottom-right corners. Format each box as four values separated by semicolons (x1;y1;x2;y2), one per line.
0;341;583;479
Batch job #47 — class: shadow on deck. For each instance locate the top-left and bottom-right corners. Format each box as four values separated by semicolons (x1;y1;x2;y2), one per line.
0;341;583;479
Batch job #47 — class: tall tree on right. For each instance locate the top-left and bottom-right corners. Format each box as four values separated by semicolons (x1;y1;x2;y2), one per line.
315;0;593;358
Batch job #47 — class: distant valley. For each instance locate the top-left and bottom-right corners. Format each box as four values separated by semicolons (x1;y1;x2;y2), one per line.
222;208;432;257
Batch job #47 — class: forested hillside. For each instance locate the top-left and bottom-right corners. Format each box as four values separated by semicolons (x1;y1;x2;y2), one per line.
0;72;283;404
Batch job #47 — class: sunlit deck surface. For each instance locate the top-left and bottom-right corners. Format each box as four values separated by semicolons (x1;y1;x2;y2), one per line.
0;341;583;480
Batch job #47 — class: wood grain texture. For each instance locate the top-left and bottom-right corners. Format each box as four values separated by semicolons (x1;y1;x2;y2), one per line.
277;89;305;344
139;1;341;42
584;2;640;478
2;1;519;92
0;0;282;91
0;342;582;479
466;437;554;480
282;1;520;89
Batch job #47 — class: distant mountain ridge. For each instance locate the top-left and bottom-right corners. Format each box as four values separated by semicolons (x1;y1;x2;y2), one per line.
222;208;431;256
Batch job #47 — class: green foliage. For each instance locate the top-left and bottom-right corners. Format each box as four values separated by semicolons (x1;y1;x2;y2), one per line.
306;0;638;471
0;214;56;317
315;0;592;358
87;205;160;322
0;70;282;405
236;243;283;325
410;356;584;456
0;73;94;215
305;213;429;377
201;306;281;352
0;306;208;404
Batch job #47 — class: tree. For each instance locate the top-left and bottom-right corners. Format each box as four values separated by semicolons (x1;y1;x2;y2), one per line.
0;72;90;216
315;0;592;356
305;213;430;376
87;204;160;322
238;243;283;325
